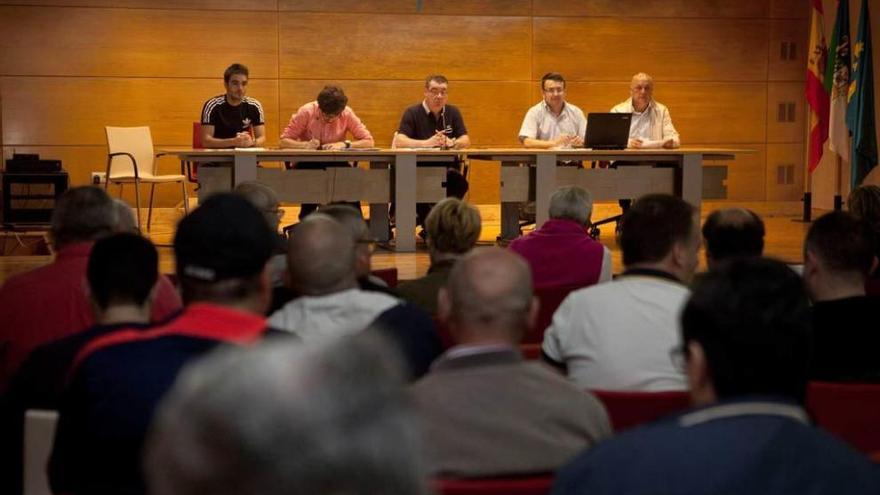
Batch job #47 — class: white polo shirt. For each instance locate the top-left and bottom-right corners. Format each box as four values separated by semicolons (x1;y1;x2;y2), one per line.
542;272;689;391
518;101;587;143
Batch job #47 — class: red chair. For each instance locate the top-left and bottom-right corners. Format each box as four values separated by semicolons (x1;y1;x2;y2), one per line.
519;343;542;360
433;475;554;495
522;285;583;344
183;122;203;183
806;381;880;454
370;267;398;288
591;389;691;432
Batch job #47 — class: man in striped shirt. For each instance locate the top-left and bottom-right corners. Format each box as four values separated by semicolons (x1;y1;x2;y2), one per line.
199;63;266;148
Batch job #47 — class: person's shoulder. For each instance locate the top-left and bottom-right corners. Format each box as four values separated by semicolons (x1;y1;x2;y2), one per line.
243;96;264;108
402;102;423;115
566;102;586;116
295;100;317;114
609;99;631;113
202;94;226;109
445;103;464;115
651;100;669;112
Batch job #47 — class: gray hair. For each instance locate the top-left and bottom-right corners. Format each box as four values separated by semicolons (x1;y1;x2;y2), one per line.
145;333;426;495
287;214;357;295
630;72;654;88
446;247;533;338
234;181;281;232
318;203;370;243
111;198;138;234
548;186;593;225
50;186;117;249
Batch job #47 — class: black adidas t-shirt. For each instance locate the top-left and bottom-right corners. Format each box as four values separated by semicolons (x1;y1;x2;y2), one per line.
200;95;265;139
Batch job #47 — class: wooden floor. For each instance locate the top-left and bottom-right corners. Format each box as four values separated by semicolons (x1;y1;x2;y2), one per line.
0;201;814;285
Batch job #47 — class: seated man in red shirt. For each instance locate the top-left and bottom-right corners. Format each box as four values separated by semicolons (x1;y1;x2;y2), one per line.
0;186;180;391
509;186;611;289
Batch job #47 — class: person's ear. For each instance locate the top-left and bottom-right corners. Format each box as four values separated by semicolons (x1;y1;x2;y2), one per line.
437;287;452;325
686;341;716;406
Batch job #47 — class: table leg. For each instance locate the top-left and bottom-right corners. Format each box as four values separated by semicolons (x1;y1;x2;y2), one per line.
233;154;257;187
369;161;390;242
535;154;557;227
681;153;702;211
395;155;417;252
500;160;521;240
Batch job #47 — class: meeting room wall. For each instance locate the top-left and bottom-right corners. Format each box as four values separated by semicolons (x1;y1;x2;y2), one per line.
0;0;858;209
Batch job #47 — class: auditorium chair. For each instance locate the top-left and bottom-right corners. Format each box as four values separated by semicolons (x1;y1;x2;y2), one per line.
521;285;583;344
590;389;691;432
182;121;203;183
370;267;399;288
520;343;542;360
806;381;880;454
103;126;189;232
433;475;554;495
23;409;58;495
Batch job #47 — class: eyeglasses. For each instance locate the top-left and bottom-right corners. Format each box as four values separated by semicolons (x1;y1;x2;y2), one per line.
543;87;565;94
427;89;448;97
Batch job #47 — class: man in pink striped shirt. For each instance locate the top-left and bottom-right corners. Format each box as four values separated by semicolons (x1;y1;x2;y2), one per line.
280;85;375;219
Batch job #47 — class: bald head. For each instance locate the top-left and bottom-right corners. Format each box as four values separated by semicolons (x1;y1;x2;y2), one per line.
702;208;765;269
287;214;357;296
440;248;536;344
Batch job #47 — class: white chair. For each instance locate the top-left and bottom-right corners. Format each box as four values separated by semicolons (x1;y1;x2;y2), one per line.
23;409;58;495
103;126;188;231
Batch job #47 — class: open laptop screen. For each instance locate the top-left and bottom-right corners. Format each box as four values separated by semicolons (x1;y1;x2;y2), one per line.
584;113;632;150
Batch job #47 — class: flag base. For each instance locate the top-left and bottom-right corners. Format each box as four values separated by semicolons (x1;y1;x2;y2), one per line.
793;192;813;223
833;194;843;211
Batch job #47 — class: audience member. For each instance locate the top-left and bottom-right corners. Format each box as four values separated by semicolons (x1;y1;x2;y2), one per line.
0;186;180;390
397;198;481;314
509;186;611;288
0;233;159;495
847;184;880;278
542;194;699;391
49;193;283;495
412;248;611;477
268;214;400;340
702;207;765;269
553;258;880;495
803;211;880;381
112;198;139;233
145;334;426;495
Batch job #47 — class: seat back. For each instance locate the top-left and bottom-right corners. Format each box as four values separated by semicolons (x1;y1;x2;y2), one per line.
105;126;155;179
23;409;58;495
192;121;203;148
433;475;554;495
519;343;542;360
591;389;691;432
370;267;399;288
522;285;582;344
806;381;880;453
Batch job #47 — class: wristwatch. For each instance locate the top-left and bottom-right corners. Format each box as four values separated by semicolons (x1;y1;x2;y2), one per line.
344;140;352;149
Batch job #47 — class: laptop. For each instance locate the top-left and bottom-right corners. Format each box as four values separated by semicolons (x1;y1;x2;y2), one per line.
584;113;632;150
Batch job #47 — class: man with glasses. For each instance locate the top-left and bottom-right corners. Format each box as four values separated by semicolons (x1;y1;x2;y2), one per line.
611;72;679;149
519;72;586;149
394;75;471;231
280;85;375;219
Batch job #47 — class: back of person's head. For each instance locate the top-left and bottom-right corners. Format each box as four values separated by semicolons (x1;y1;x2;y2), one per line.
50;186;117;249
287;214;358;296
548;186;593;226
681;257;811;404
112;199;139;234
87;233;158;311
318;204;373;277
619;194;699;268
702;208;765;267
440;248;535;344
847;184;880;229
145;333;426;495
804;211;875;281
316;85;348;116
234;181;281;232
425;198;481;256
174;193;275;306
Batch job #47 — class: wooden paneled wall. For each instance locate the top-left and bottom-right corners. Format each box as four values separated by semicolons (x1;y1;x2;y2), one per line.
0;0;819;206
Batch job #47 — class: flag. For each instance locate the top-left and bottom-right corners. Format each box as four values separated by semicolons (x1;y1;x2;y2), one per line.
806;0;830;173
847;0;878;188
827;0;851;161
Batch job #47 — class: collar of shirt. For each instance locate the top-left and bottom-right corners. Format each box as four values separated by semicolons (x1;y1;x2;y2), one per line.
422;100;445;117
678;398;808;428
432;343;520;372
542;100;569;119
621;267;683;284
55;241;94;262
629;99;654;115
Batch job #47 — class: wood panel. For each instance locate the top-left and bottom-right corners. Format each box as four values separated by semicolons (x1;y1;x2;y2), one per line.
767;83;806;143
278;13;531;80
279;0;530;15
0;0;277;9
532;0;768;18
279;80;531;147
563;83;768;144
769;19;810;81
1;77;281;146
766;143;805;201
533;17;770;82
770;0;810;19
0;6;278;77
703;144;766;201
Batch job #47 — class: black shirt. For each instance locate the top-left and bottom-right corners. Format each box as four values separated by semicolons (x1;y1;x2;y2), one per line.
397;102;468;141
200;95;265;139
810;295;880;382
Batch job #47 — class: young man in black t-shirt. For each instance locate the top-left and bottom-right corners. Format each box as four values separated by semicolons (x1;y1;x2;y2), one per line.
200;63;266;148
394;74;472;227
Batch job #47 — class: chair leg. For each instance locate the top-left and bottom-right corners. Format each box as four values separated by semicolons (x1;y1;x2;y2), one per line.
134;180;142;233
147;183;156;232
181;180;190;215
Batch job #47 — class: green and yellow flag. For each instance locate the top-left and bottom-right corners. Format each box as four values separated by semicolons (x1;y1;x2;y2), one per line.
847;0;877;188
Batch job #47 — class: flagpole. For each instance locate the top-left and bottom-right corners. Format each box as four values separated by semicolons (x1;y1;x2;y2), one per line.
802;162;813;223
834;155;843;210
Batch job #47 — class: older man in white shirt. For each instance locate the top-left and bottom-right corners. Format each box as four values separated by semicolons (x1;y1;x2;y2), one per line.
611;72;680;149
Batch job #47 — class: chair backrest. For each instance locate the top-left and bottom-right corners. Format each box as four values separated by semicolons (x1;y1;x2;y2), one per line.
523;285;582;344
370;267;399;288
590;389;691;432
23;409;59;495
192;121;203;148
433;475;554;495
105;126;155;179
806;381;880;453
520;343;542;360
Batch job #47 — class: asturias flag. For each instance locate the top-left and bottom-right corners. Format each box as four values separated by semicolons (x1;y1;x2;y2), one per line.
827;0;851;161
806;0;830;173
847;0;878;188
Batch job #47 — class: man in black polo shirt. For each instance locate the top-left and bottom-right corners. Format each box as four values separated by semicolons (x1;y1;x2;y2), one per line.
394;74;471;228
200;63;266;148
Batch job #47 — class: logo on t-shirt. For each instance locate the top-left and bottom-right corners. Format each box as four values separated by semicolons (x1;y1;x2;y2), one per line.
242;117;252;127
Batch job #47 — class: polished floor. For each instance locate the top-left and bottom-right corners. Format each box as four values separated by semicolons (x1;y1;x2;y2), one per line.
0;201;814;285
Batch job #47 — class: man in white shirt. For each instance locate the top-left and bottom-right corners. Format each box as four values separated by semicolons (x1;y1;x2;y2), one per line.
519;72;587;149
610;72;680;149
542;194;700;391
